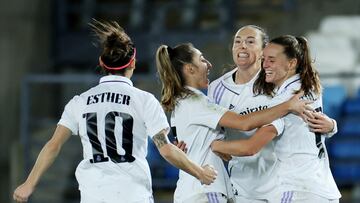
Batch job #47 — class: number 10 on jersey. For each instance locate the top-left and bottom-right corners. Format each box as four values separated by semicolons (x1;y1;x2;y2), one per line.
83;111;136;163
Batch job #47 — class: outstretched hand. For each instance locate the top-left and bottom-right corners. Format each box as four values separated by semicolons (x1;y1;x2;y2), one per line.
199;164;217;185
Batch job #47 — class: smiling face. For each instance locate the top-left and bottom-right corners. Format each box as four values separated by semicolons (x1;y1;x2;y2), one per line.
262;43;297;87
232;26;264;70
188;48;212;89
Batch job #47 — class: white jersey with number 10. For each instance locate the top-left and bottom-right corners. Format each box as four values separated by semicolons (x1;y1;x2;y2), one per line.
58;75;169;202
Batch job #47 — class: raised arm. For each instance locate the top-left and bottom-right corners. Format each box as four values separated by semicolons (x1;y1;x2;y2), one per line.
211;125;277;156
13;125;72;202
219;92;311;131
153;129;217;185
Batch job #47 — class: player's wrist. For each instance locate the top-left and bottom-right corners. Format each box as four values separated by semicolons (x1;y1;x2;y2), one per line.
329;119;336;133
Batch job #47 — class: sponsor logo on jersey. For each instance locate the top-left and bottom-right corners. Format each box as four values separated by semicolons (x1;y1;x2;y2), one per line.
239;105;268;115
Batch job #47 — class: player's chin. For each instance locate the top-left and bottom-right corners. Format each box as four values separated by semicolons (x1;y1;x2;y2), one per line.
200;81;208;90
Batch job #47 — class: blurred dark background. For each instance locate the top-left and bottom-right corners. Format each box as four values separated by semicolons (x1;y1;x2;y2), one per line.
1;0;360;202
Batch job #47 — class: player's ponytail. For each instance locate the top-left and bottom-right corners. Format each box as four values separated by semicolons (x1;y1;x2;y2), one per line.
156;43;195;112
295;36;321;96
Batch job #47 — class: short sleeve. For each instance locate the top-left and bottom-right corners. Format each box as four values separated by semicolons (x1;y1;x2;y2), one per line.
58;96;80;135
264;118;285;136
190;95;228;129
143;95;170;138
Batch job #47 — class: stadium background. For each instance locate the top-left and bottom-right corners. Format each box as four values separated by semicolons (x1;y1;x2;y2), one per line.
1;0;360;202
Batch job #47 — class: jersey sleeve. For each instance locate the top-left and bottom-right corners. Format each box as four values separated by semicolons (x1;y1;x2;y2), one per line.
191;95;228;129
317;95;338;138
58;96;80;135
265;118;285;136
143;94;170;138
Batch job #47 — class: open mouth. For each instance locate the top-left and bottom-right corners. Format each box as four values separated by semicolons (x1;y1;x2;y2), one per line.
265;70;273;77
238;52;249;58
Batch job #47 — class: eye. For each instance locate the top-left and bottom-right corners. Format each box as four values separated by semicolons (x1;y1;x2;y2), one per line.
246;39;255;44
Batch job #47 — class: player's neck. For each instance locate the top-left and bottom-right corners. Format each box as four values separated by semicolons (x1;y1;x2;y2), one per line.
234;65;259;84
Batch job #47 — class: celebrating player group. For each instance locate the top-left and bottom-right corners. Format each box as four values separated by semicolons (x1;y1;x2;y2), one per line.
13;20;340;203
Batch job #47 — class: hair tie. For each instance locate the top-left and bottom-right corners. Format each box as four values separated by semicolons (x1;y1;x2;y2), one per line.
99;48;136;70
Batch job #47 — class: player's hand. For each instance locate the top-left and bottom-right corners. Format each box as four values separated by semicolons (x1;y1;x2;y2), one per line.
173;140;188;153
287;91;313;120
211;140;232;161
306;111;335;133
214;151;232;162
199;164;217;185
13;182;34;202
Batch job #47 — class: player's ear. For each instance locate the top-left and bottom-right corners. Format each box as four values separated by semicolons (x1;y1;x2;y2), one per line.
129;59;136;70
184;63;195;75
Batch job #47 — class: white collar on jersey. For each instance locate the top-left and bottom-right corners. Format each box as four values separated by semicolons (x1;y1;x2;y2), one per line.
186;86;206;95
224;68;260;86
275;74;301;96
99;75;133;86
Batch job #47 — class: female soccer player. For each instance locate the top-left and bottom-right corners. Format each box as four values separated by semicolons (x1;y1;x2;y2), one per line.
13;20;218;203
255;35;341;202
209;26;338;203
156;43;309;203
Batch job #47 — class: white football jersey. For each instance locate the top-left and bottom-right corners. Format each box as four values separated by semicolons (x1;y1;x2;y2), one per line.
171;86;233;202
58;75;169;202
208;68;284;199
272;74;341;199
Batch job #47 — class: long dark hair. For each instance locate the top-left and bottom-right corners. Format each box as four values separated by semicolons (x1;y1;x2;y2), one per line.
89;19;135;75
156;43;196;112
253;35;321;97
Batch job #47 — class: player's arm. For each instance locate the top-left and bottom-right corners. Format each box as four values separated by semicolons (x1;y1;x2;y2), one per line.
211;125;277;156
153;129;217;185
307;111;337;137
13;125;72;203
219;92;311;131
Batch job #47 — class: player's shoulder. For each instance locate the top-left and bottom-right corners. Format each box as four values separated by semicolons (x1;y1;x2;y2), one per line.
209;68;236;88
131;86;156;100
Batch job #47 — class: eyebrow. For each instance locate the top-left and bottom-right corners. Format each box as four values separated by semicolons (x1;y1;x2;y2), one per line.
235;36;256;40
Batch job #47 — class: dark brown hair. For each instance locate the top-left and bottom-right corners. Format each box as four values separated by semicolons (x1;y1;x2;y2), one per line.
89;19;135;75
253;35;321;97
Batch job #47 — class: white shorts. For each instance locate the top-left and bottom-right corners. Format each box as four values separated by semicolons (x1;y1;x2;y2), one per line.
175;192;232;203
270;191;339;203
80;189;154;203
